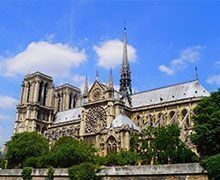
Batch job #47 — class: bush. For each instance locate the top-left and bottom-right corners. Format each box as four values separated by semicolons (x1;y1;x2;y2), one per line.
0;158;5;169
23;157;39;168
68;162;100;180
46;166;55;180
103;151;140;166
202;154;220;180
22;167;32;180
6;132;49;168
39;137;96;168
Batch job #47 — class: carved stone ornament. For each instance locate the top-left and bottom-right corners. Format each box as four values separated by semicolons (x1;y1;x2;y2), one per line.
85;106;107;133
92;88;102;100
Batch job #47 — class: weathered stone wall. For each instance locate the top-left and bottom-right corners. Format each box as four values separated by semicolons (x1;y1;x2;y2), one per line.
0;163;208;180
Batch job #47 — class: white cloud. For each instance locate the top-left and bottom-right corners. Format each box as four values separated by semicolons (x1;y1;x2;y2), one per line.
0;95;18;109
93;39;137;69
206;74;220;85
0;41;87;78
158;65;174;75
159;45;203;75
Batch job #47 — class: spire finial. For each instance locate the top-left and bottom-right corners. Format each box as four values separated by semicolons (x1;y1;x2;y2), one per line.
108;68;114;90
96;70;99;81
195;66;199;80
83;75;88;97
119;23;132;105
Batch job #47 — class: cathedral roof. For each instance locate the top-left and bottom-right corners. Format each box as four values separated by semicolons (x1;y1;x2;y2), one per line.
131;80;209;108
54;107;82;124
111;114;140;131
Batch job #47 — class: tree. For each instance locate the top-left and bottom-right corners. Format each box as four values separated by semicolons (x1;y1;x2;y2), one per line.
38;136;96;168
6;132;49;168
191;90;220;158
68;162;100;180
131;124;198;164
153;124;197;164
202;153;220;180
102;151;140;166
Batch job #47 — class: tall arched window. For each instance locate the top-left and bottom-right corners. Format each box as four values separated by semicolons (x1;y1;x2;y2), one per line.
73;94;77;108
169;111;175;124
182;109;190;129
57;94;61;112
43;83;48;106
69;93;73;109
107;136;117;153
27;82;31;103
38;81;43;103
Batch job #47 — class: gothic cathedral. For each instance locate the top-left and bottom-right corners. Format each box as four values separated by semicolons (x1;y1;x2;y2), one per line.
14;28;209;156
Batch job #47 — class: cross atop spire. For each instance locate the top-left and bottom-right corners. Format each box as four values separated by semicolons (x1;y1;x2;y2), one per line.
96;70;99;81
119;24;132;105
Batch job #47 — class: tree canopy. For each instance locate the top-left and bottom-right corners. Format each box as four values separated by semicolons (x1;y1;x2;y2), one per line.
38;136;97;168
191;89;220;158
131;124;198;165
6;132;49;168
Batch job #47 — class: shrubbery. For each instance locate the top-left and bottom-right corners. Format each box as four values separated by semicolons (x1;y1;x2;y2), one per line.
131;124;198;165
68;162;100;180
46;166;55;180
21;167;32;180
201;154;220;180
6;132;49;168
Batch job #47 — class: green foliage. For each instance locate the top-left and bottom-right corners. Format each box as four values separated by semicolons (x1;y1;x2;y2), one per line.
104;151;140;166
153;124;197;164
0;158;5;169
68;162;100;180
46;166;55;180
23;157;39;168
6;132;49;168
38;136;96;168
191;90;220;158
131;124;198;165
22;167;32;180
202;154;220;180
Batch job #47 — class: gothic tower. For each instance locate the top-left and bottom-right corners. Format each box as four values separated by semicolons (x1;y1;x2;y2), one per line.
119;26;132;104
14;72;54;134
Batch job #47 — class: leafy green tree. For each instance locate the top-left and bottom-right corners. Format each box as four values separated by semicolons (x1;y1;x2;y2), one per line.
68;162;100;180
202;153;220;180
38;136;96;168
132;124;198;164
6;132;49;168
191;90;220;158
103;151;140;166
153;124;197;164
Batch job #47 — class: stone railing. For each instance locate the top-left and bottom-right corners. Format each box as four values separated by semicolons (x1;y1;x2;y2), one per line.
0;163;208;180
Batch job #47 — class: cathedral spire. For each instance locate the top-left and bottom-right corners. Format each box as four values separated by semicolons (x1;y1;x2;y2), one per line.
108;68;114;90
119;24;132;103
96;70;99;81
83;75;88;97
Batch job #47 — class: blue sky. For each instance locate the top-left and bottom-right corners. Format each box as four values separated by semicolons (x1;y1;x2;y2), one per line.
0;1;220;146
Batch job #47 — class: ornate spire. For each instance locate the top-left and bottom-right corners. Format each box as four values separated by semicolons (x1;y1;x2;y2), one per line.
195;66;199;80
83;75;88;97
119;24;132;103
108;68;114;90
96;70;99;81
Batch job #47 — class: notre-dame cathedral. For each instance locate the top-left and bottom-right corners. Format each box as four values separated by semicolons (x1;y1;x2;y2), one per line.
14;28;209;156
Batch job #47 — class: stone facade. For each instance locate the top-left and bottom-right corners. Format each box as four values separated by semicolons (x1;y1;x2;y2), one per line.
13;28;210;156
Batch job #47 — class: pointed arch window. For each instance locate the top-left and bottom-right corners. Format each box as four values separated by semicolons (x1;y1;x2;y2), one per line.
107;136;117;153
